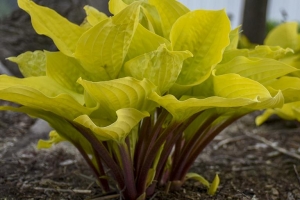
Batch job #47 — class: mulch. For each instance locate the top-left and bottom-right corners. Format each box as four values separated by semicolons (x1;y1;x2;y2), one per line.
0;103;300;199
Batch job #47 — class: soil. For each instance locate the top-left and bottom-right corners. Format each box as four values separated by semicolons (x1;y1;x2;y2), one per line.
0;100;300;200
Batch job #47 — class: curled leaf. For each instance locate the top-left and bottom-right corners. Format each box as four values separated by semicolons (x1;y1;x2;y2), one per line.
78;77;157;118
37;130;66;149
74;108;149;142
18;0;85;56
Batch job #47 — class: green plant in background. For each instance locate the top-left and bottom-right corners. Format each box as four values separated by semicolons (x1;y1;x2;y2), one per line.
255;22;300;125
1;0;297;199
266;20;281;34
0;0;17;19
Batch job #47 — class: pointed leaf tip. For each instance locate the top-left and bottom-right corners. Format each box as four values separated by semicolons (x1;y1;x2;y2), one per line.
18;0;84;56
208;174;220;195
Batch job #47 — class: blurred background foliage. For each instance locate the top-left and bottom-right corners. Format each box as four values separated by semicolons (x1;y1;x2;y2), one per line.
0;1;18;19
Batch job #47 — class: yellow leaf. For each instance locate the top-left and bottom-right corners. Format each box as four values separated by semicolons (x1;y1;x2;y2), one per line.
18;0;85;56
208;174;220;195
171;9;231;86
149;0;189;39
84;5;108;26
74;2;141;78
109;0;128;15
264;22;299;50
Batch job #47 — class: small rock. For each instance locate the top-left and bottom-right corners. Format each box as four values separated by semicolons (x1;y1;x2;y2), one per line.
29;119;52;137
287;192;295;200
59;159;76;166
271;188;279;195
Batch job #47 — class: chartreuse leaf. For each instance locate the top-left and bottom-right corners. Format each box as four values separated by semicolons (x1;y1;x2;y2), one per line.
140;3;164;36
185;75;215;99
18;0;85;56
222;46;293;64
256;102;300;125
146;144;164;187
186;173;209;188
225;26;241;51
248;46;294;59
84;5;108;26
0;75;93;120
74;2;141;79
7;51;46;77
280;54;300;77
185;173;220;195
214;73;284;110
37;130;66;149
146;169;156;188
150;81;283;123
123;0;137;4
167;71;283;121
293;105;300;121
128;125;139;159
77;77;158;119
221;49;249;64
266;76;300;103
149;93;258;122
45;51;105;93
74;108;149;142
215;56;297;85
214;73;271;99
108;0;128;15
267;76;300;90
171;10;231;86
255;109;275;125
126;24;172;60
264;22;299;50
208;174;220;195
138;6;156;33
259;101;300;124
125;44;192;94
148;0;189;39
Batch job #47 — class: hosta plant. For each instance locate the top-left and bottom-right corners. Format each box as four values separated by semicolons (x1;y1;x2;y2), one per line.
255;22;300;125
1;0;297;199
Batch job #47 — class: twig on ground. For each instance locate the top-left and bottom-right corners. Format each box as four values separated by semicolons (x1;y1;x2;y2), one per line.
40;178;70;187
232;166;255;172
243;130;300;160
73;171;96;181
148;192;159;200
293;164;300;186
230;181;239;194
34;187;91;194
213;136;247;150
86;181;95;190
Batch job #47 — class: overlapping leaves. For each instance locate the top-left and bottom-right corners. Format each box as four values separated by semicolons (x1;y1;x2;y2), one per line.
1;0;297;199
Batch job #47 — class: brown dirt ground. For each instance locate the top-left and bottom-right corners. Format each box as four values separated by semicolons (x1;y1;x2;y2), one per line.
0;100;300;200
